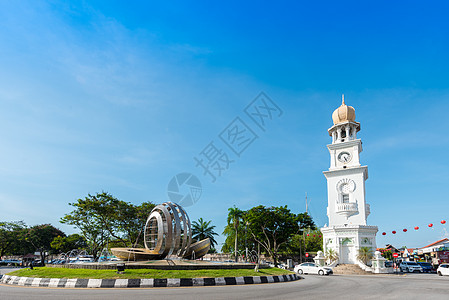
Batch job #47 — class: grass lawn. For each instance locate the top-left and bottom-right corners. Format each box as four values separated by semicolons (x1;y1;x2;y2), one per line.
8;267;294;279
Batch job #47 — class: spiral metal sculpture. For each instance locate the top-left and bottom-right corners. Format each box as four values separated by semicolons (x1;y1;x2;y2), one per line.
144;202;192;258
111;201;209;260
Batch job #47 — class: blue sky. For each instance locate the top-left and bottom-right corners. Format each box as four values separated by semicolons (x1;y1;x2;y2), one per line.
0;1;448;250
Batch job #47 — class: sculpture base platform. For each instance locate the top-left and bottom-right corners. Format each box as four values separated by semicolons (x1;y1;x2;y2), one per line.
111;248;164;261
47;259;264;270
111;238;211;261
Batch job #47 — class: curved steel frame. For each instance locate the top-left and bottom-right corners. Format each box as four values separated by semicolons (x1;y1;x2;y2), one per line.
144;202;192;259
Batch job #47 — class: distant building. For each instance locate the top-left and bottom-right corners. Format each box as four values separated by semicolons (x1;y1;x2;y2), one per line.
321;96;378;264
417;238;449;264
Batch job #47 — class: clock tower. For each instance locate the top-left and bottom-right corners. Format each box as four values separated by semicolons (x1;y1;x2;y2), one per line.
321;96;378;265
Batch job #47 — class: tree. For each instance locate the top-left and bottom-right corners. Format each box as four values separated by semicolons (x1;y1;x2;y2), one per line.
221;222;245;254
0;221;26;257
126;201;155;247
357;247;374;265
325;248;339;263
51;234;88;253
297;213;316;232
289;229;323;259
191;218;218;248
245;205;301;266
25;224;65;265
226;206;244;262
60;193;111;260
60;192;155;259
380;249;393;261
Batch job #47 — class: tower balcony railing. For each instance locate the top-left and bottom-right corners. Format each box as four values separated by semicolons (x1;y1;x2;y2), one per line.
366;203;371;217
336;202;358;218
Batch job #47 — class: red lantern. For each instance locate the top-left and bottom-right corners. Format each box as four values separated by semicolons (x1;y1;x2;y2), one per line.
392;231;396;234
414;226;419;230
442;220;446;225
429;223;433;228
313;235;316;237
319;235;322;238
403;229;407;232
382;232;386;235
307;234;310;236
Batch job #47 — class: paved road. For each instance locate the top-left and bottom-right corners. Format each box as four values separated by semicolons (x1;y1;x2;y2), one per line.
0;267;22;275
1;273;449;300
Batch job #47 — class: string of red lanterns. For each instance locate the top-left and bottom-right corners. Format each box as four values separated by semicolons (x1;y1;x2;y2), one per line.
305;234;322;238
381;220;446;236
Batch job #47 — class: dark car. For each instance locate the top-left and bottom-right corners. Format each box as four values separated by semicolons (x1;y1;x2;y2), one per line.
418;262;434;273
385;261;393;268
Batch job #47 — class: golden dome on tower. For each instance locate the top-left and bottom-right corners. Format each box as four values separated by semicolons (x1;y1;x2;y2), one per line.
332;95;356;125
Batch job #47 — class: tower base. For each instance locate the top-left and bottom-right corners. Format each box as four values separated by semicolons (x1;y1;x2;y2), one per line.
321;225;378;264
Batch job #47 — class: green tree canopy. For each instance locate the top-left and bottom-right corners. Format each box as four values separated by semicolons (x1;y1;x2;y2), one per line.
25;224;65;264
297;212;316;232
60;192;155;258
325;248;339;263
245;205;307;266
191;217;218;248
289;228;323;258
0;221;27;257
50;234;88;253
221;222;245;254
357;246;374;265
226;206;244;261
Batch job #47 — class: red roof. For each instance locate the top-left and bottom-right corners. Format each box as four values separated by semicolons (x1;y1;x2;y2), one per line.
420;238;449;249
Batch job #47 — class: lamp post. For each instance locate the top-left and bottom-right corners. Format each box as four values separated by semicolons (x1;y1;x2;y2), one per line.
245;221;248;263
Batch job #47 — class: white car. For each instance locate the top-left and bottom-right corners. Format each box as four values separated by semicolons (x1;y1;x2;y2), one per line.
399;261;423;273
437;263;449;276
294;262;333;276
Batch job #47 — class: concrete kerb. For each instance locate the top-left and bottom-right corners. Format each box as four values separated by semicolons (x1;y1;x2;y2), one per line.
0;274;300;288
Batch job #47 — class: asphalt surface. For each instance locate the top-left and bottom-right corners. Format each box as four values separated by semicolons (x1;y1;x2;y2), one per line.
1;270;449;300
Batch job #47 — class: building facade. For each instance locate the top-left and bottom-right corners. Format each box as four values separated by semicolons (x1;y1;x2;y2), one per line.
321;97;378;264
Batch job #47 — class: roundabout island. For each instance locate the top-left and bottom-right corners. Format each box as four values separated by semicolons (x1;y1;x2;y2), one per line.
0;261;298;288
1;202;298;288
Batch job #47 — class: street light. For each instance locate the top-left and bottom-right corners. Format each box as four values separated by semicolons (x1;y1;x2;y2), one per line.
245;221;248;263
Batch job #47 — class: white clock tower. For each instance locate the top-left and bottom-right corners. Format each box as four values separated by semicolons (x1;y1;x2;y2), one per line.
321;96;378;264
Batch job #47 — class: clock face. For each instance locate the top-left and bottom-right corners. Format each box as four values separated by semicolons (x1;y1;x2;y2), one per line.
338;151;352;163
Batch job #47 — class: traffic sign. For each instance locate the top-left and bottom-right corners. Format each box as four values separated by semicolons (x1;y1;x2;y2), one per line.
393;253;399;258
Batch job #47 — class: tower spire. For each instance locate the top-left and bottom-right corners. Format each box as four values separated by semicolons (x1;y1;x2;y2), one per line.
342;94;345;105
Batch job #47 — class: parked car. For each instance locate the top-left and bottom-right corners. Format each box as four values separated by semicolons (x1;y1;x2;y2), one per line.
437;264;449;276
399;261;423;273
418;262;434;273
385;261;393;268
294;262;333;276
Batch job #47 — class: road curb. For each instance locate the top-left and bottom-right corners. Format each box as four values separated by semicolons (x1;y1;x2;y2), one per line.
0;274;300;288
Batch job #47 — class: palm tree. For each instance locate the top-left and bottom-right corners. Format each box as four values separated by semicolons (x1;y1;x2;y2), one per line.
325;248;339;264
227;206;244;262
357;247;374;265
191;218;218;248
